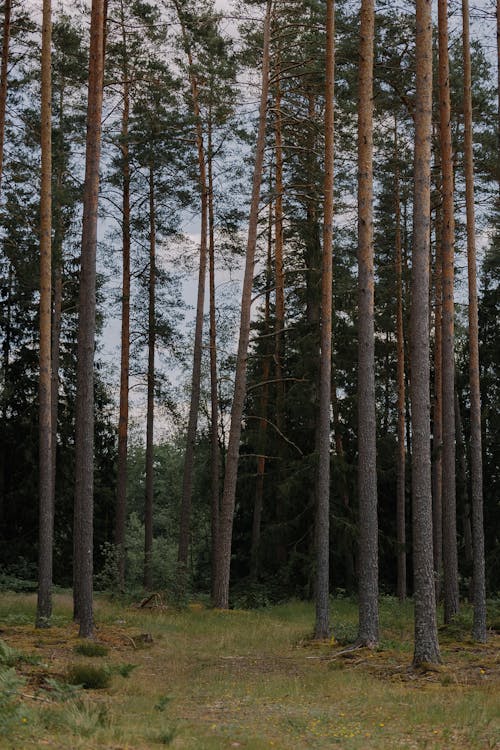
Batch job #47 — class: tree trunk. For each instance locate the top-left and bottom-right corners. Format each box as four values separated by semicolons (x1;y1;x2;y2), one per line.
356;0;378;647
36;0;53;629
462;0;486;642
0;0;11;195
411;0;441;666
207;111;220;599
144;165;156;591
432;204;443;600
314;0;335;641
213;0;272;610
115;0;131;591
73;0;106;638
394;120;406;603
438;0;459;625
175;1;209;572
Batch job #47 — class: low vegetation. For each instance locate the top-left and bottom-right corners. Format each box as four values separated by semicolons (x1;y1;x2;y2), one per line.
0;592;498;749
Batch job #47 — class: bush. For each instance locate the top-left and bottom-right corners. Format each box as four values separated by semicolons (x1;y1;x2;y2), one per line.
66;664;112;690
73;642;109;658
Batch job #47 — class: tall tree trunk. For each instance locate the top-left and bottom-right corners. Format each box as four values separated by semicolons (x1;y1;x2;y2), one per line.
174;1;209;572
207;111;220;599
73;0;106;638
394;121;406;602
356;0;378;647
36;0;53;629
314;0;335;640
432;204;443;600
411;0;441;666
438;0;459;625
115;0;131;591
462;0;486;642
250;193;273;580
0;0;11;195
213;0;272;610
144;165;156;591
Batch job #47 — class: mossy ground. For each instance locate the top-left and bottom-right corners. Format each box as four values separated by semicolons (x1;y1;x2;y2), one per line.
0;592;498;749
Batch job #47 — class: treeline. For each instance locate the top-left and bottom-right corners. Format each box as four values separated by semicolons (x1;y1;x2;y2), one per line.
0;0;498;664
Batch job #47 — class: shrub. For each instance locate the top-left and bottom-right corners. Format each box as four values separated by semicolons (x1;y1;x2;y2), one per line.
66;664;112;690
73;642;109;658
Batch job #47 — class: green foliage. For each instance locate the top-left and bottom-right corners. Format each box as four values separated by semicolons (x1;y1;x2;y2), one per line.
73;642;109;658
0;668;31;733
66;664;112;690
114;662;138;678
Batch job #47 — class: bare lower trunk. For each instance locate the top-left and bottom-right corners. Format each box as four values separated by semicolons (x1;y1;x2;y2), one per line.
213;1;272;609
356;0;378;647
411;0;441;666
73;0;106;638
144;165;156;592
462;0;486;642
314;0;335;640
37;0;53;629
432;207;443;601
438;0;459;625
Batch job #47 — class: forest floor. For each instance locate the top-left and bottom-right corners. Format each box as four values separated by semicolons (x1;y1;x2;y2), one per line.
0;592;498;749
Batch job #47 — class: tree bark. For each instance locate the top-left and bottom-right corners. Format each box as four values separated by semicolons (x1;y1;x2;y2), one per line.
36;0;53;629
73;0;106;638
432;204;443;600
462;0;486;642
394;121;406;603
356;0;378;647
0;0;11;195
314;0;335;640
213;0;272;610
411;0;441;666
438;0;459;625
144;165;156;591
115;0;131;591
174;0;209;572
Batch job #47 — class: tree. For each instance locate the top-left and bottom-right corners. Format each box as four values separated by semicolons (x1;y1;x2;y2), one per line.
438;0;459;625
36;0;53;629
462;0;486;642
314;0;335;641
213;0;272;609
0;0;11;194
411;0;441;666
73;0;106;638
356;0;378;647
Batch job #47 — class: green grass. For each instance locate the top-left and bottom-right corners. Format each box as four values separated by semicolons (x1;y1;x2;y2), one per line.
0;593;497;749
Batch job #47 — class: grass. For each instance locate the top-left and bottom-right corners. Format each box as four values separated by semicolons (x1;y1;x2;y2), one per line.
0;592;497;748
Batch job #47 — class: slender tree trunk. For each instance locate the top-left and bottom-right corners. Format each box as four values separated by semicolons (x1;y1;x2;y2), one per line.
356;0;378;647
314;0;335;640
0;0;11;195
250;194;273;580
432;205;443;600
144;165;156;591
115;1;131;591
411;0;441;666
73;0;106;638
51;255;62;514
213;0;272;610
207;112;220;599
175;1;209;572
454;390;472;570
438;0;459;625
462;0;486;642
36;0;53;629
394;121;406;602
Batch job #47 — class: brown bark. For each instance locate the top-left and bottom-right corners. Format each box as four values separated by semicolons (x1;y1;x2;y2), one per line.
144;165;156;591
0;0;11;195
411;0;441;666
175;1;209;571
438;0;459;625
462;0;487;642
356;0;378;647
394;121;406;603
115;0;131;591
36;0;53;629
314;0;335;641
207;111;220;599
73;0;106;638
213;0;272;610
